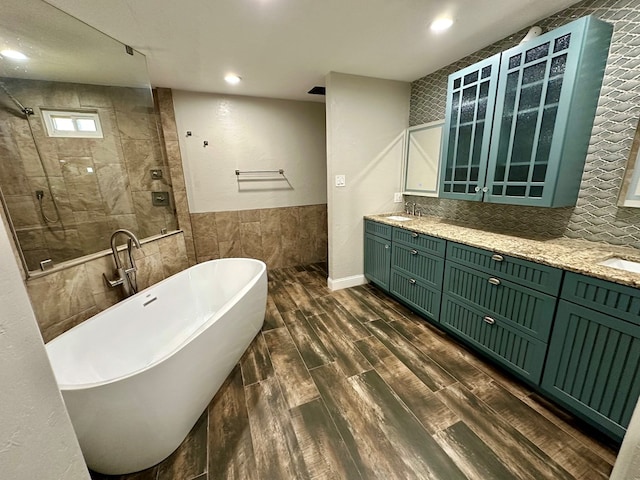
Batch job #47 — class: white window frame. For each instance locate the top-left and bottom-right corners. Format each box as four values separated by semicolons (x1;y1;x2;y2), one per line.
41;109;104;138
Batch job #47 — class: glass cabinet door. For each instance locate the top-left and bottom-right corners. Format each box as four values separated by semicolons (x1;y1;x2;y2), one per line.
485;21;584;206
439;54;501;201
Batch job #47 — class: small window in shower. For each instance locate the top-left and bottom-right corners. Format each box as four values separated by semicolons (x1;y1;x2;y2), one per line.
41;109;103;138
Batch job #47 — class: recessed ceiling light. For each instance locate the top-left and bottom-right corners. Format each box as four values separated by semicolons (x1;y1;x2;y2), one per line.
0;49;28;60
430;18;454;33
224;74;241;85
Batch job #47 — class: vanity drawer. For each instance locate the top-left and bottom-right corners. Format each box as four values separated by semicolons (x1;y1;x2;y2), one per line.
390;269;441;321
440;294;547;384
391;243;444;289
561;272;640;326
393;228;446;257
443;262;556;341
365;219;392;240
446;242;562;295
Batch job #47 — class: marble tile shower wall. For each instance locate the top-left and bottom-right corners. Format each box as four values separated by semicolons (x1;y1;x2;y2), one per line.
155;87;197;266
409;0;640;247
27;232;189;342
0;79;177;270
191;204;328;269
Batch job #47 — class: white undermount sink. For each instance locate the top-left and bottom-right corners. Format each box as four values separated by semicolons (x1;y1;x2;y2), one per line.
386;215;411;222
598;257;640;274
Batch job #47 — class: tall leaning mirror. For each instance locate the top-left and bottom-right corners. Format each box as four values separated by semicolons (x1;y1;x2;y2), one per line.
0;0;177;274
403;120;444;196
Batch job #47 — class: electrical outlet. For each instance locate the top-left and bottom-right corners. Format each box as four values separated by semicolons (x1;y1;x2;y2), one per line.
335;174;346;187
394;192;403;203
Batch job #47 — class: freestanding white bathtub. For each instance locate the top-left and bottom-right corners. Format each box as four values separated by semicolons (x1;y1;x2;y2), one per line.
46;258;267;475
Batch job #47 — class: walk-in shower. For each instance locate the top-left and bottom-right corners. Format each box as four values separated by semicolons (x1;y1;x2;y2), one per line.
0;0;178;273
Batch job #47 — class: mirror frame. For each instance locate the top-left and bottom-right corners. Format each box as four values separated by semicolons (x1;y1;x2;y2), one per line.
618;117;640;207
402;120;444;197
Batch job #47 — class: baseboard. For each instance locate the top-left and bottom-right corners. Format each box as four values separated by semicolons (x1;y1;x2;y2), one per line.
327;274;368;291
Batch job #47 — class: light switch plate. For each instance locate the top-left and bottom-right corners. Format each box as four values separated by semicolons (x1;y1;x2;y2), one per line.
335;174;346;187
394;192;403;202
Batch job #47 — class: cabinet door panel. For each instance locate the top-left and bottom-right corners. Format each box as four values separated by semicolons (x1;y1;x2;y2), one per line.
364;219;392;240
392;243;444;289
440;294;546;384
561;272;640;326
364;233;391;291
446;242;563;295
390;269;441;321
439;54;501;201
443;262;556;341
485;16;612;207
542;300;640;441
392;227;446;257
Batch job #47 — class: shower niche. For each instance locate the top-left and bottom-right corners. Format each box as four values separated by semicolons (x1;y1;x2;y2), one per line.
0;0;178;273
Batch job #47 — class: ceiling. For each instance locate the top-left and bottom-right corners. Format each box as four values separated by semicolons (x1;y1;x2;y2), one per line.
31;0;581;102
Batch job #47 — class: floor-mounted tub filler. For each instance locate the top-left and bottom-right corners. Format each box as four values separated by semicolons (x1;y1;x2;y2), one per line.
46;258;268;475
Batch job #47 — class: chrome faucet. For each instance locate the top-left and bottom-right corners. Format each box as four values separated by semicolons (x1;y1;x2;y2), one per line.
405;201;417;215
103;229;142;298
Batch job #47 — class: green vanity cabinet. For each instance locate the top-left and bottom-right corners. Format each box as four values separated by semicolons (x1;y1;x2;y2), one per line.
439;15;613;207
363;220;392;291
542;272;640;441
389;229;446;321
440;242;562;384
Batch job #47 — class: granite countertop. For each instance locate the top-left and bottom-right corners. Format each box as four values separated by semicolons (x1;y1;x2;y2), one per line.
366;213;640;289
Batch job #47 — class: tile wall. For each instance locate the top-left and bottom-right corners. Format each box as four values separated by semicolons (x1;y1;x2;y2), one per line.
27;231;189;342
191;204;328;269
0;78;177;270
408;0;640;248
155;88;328;270
155;88;197;265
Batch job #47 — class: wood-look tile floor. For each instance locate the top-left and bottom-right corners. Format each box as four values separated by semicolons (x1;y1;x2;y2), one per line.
91;263;619;480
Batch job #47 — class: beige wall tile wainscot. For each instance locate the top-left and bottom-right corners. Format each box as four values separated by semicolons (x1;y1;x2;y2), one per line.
26;232;189;342
190;205;327;270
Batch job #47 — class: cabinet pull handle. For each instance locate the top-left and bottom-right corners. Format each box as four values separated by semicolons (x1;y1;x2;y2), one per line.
410;249;418;255
474;186;480;193
483;316;496;325
409;278;416;285
384;244;390;249
488;277;501;286
482;186;488;192
491;254;504;262
411;232;419;238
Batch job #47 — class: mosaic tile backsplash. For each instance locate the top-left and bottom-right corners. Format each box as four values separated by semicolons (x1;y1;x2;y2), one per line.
409;0;640;248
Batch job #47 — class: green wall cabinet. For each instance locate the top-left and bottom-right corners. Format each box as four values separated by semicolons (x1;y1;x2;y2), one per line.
440;54;501;201
439;15;613;207
542;272;640;441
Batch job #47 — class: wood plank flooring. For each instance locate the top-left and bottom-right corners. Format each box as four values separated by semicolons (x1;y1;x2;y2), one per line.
90;263;619;480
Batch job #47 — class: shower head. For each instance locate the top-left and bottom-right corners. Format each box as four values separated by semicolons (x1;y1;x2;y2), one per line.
0;80;33;116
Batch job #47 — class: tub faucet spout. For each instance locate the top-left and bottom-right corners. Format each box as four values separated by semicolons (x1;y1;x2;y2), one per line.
104;229;142;298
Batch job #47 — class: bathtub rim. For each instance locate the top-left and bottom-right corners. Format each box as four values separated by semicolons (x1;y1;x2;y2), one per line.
45;257;267;391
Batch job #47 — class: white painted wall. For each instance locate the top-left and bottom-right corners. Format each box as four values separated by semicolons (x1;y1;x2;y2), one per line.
325;72;409;289
172;90;327;213
611;397;640;479
0;220;89;479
